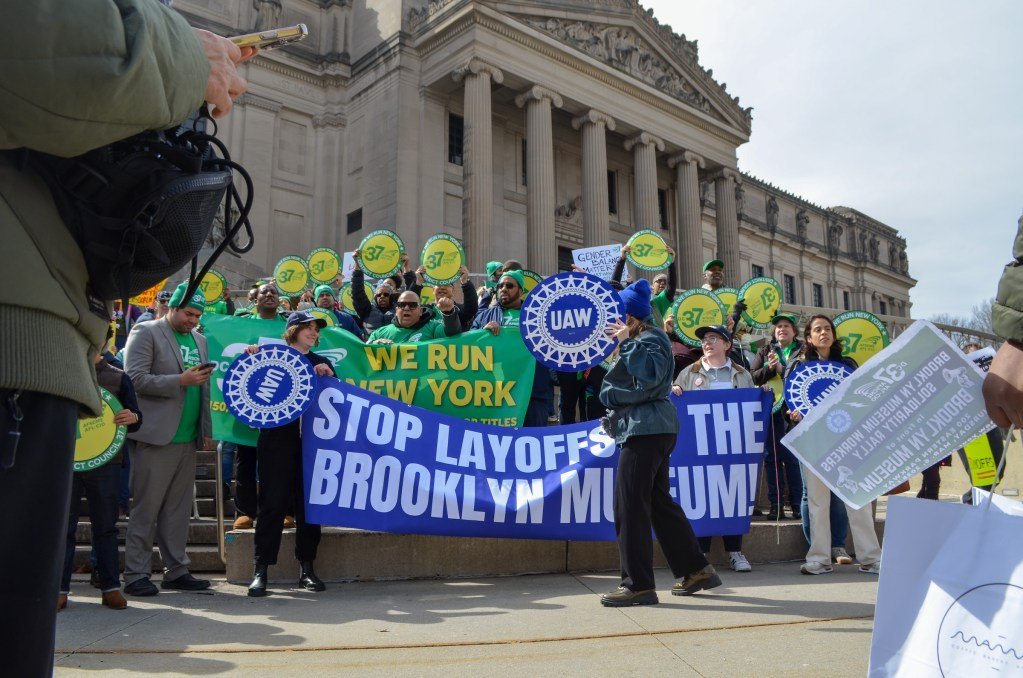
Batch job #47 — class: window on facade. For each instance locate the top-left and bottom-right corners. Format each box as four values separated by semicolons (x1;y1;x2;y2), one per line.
448;114;464;166
751;264;764;279
879;300;888;315
607;170;618;215
812;283;824;308
843;290;851;310
657;188;668;230
346;208;362;235
521;140;527;186
557;246;574;272
783;274;797;305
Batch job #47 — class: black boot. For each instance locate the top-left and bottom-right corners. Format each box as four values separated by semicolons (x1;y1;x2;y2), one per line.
299;561;326;592
248;564;268;597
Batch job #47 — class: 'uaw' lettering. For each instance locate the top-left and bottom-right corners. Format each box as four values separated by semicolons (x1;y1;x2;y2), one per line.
549;308;592;330
255;368;286;403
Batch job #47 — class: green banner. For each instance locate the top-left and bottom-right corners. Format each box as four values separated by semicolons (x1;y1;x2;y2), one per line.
202;315;535;445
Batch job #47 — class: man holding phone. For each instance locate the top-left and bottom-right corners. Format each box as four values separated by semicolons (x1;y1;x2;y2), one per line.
123;282;215;596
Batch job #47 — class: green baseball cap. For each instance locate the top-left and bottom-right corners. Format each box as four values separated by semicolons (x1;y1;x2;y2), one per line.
314;284;335;300
486;261;503;276
703;259;725;271
771;313;799;328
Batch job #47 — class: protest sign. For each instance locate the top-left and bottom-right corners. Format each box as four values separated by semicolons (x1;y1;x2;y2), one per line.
738;277;782;329
223;345;315;428
357;230;405;278
129;278;168;307
834;310;890;367
625;229;673;271
307;247;341;284
202;315;536;445
572;244;621;280
420;234;464;285
74;387;126;472
273;256;309;296
782;321;995;509
302;381;770;540
869;496;1023;676
670;289;726;347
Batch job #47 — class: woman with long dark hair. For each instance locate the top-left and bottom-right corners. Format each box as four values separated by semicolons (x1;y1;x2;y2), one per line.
598;279;720;607
786;314;881;575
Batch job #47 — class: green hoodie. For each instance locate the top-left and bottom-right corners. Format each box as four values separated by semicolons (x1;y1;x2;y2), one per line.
0;0;209;414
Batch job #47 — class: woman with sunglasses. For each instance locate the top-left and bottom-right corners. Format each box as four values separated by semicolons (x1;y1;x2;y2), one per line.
244;311;336;596
786;314;881;575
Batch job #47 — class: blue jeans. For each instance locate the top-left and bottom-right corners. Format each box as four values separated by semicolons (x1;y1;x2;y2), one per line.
800;465;849;548
221;441;237;487
61;463;121;592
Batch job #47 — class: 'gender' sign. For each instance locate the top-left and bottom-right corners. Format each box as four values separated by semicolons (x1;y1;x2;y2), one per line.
520;272;623;370
223;344;315;428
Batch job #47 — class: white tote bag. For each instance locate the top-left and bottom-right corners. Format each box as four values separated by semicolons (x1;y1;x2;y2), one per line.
869;495;1023;676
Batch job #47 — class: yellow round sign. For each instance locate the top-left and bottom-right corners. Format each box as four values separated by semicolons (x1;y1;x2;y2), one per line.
419;286;436;306
420;234;465;286
714;287;739;314
738;277;783;329
308;308;337;327
834;310;890;368
522;270;544;297
198;270;227;304
358;230;405;278
670;289;727;347
307;248;341;284
626;230;674;271
766;374;785;414
74;388;127;472
274;256;310;296
339;281;374;316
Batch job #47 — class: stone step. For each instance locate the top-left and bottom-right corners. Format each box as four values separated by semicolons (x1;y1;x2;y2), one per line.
74;518;226;545
71;543;224;573
223;520;888;584
79;495;228;519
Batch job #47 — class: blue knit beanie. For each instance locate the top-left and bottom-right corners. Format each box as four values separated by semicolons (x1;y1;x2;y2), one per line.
619;279;652;321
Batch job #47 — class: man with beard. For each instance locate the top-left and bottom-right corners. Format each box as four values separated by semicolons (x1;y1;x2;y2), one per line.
470;270;553;426
314;284;365;340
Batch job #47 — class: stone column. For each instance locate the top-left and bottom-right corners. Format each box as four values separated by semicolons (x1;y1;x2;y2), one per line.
571;110;616;247
452;58;503;270
712;169;742;282
668;150;705;288
516;85;563;275
624;132;665;231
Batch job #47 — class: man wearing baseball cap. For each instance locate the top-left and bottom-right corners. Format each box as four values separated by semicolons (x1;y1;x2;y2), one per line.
701;259;725;291
122;282;213;596
135;290;173;326
314;284;366;340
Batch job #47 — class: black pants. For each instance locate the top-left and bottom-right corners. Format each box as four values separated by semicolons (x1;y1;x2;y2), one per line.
698;535;743;553
235;443;258;518
614;433;707;591
254;428;320;566
61;463;121;592
556;371;586;424
917;462;941;500
764;411;802;507
584;367;607;421
0;390;77;678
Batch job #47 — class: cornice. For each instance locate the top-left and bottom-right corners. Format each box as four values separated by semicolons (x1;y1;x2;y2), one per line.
237;92;283;113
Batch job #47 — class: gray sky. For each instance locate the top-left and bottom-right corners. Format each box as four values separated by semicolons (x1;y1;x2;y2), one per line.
643;0;1023;321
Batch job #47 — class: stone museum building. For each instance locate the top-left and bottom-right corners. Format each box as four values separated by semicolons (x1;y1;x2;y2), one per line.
179;0;915;329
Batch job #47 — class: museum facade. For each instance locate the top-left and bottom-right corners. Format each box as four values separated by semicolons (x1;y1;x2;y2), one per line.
179;0;915;329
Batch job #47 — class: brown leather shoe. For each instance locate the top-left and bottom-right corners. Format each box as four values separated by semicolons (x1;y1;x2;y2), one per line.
56;594;68;612
599;586;658;607
283;516;296;528
672;565;723;596
233;515;254;530
102;591;128;610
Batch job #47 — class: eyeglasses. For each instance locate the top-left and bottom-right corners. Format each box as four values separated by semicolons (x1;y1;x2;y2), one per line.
497;282;518;290
700;335;724;345
395;301;419;309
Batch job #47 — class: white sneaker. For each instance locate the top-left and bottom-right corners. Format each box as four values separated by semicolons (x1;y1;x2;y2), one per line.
800;561;834;575
858;561;881;574
831;547;853;565
728;551;752;572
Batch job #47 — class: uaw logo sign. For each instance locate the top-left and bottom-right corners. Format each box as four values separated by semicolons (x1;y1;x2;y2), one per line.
784;360;855;418
223;345;315;428
937;583;1023;676
520;272;622;370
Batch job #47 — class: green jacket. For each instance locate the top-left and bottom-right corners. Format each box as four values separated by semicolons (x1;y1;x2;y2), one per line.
993;218;1023;343
0;1;209;414
368;308;460;344
598;327;680;445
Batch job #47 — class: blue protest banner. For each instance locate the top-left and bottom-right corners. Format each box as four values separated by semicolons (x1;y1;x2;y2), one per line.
302;379;770;540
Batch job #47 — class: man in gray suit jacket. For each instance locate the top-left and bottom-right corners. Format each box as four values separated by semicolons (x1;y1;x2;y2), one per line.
123;283;214;596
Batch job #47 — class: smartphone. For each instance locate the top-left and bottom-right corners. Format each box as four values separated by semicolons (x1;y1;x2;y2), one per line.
230;24;308;51
199;362;217;371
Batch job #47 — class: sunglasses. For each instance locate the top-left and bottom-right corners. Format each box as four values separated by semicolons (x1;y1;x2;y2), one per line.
497;282;518;290
395;301;419;309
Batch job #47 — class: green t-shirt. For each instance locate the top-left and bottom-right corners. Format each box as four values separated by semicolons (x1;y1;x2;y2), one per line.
171;331;202;444
652;291;671;326
369;319;447;343
204;300;227;315
501;308;520;327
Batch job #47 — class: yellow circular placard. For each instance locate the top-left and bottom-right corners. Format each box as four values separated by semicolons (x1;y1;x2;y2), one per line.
626;230;674;271
308;308;337;327
714;287;739;314
420;234;465;286
339;281;374;316
738;277;783;329
198;270;227;304
357;230;405;278
522;270;544;297
766;374;785;414
670;289;727;347
307;248;341;284
74;388;127;472
834;310;890;368
274;256;310;296
419;286;436;306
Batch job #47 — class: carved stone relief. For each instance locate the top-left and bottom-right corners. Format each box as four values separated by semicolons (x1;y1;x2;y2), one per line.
796;208;809;242
766;196;779;233
253;0;282;31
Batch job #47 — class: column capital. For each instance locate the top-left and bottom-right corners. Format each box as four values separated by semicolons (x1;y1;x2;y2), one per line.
514;85;563;110
709;167;742;184
571;109;616;132
451;57;504;85
624;132;665;153
667;150;705;169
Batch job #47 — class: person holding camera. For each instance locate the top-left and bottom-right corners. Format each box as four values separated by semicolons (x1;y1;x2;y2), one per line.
598;279;720;607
